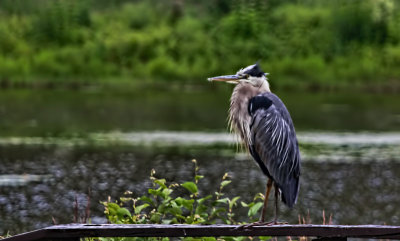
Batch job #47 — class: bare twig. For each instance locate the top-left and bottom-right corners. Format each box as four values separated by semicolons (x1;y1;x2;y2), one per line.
73;195;78;223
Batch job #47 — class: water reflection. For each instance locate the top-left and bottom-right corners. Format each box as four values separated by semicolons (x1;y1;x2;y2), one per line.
1;143;399;234
0;174;52;186
0;89;399;137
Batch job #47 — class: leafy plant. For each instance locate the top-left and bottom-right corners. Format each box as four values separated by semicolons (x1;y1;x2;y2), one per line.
101;159;269;241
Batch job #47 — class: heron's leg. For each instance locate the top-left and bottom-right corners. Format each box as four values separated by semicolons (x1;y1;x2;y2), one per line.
274;184;279;224
260;179;273;222
234;179;274;229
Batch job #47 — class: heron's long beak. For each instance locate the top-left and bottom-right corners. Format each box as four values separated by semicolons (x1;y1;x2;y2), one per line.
207;75;240;84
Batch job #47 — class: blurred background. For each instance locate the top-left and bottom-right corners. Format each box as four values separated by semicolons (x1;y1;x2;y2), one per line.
1;0;400;91
1;0;400;236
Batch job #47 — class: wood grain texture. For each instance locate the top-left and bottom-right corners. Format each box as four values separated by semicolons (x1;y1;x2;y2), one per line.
3;224;400;241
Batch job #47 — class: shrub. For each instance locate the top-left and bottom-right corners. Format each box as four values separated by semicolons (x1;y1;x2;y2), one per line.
31;0;91;45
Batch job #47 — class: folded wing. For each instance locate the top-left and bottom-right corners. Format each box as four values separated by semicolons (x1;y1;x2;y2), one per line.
248;93;301;208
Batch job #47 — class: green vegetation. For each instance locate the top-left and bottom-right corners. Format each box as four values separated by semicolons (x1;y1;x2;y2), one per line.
101;160;270;240
1;0;400;90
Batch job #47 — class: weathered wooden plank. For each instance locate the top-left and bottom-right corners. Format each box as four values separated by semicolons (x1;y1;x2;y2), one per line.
1;229;47;241
3;224;400;241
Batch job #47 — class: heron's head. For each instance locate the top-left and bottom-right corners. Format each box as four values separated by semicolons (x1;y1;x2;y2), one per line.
207;63;269;89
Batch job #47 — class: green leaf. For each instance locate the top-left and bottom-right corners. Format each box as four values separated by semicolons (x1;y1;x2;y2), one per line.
134;203;150;214
175;197;194;211
220;180;231;188
254;192;265;201
119;197;132;203
174;197;185;205
195;175;204;181
154;179;167;188
150;212;161;223
193;215;206;224
211;207;226;216
220;237;235;241
197;195;212;205
183;238;203;241
139;195;155;206
181;181;198;194
168;201;183;215
229;196;241;209
162;219;172;224
240;201;249;207
248;202;263;217
259;236;272;240
230;237;246;241
148;188;160;196
117;207;132;218
216;197;229;204
158;203;167;213
168;206;183;216
161;188;173;198
185;216;194;224
106;202;121;215
202;237;217;241
195;204;208;215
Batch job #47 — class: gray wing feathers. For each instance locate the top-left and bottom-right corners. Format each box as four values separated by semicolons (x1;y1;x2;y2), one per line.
250;93;301;208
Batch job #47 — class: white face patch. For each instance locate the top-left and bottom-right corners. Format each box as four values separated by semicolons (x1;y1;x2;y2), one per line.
242;75;269;89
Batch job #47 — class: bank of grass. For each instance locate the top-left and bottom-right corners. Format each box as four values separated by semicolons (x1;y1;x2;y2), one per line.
1;0;400;91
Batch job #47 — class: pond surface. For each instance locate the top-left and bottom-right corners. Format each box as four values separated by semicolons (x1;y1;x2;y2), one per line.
0;87;400;136
0;87;400;235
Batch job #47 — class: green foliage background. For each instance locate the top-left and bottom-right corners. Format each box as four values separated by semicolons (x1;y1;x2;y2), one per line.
1;0;400;90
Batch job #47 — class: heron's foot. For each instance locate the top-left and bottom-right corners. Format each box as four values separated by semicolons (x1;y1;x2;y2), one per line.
272;220;288;225
234;220;287;230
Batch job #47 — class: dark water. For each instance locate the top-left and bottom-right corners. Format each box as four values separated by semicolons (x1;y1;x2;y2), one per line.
1;88;400;235
1;144;400;235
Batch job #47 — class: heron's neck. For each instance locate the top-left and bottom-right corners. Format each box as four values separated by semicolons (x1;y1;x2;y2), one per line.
228;81;270;147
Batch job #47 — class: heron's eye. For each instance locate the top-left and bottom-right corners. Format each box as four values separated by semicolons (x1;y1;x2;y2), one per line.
244;74;249;79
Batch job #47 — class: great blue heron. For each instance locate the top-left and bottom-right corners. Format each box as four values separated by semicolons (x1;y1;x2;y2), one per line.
208;63;301;224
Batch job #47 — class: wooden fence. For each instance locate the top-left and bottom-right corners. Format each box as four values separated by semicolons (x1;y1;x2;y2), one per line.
3;224;400;241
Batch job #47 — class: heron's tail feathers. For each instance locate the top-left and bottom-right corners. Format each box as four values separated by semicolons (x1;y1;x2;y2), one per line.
280;176;300;208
